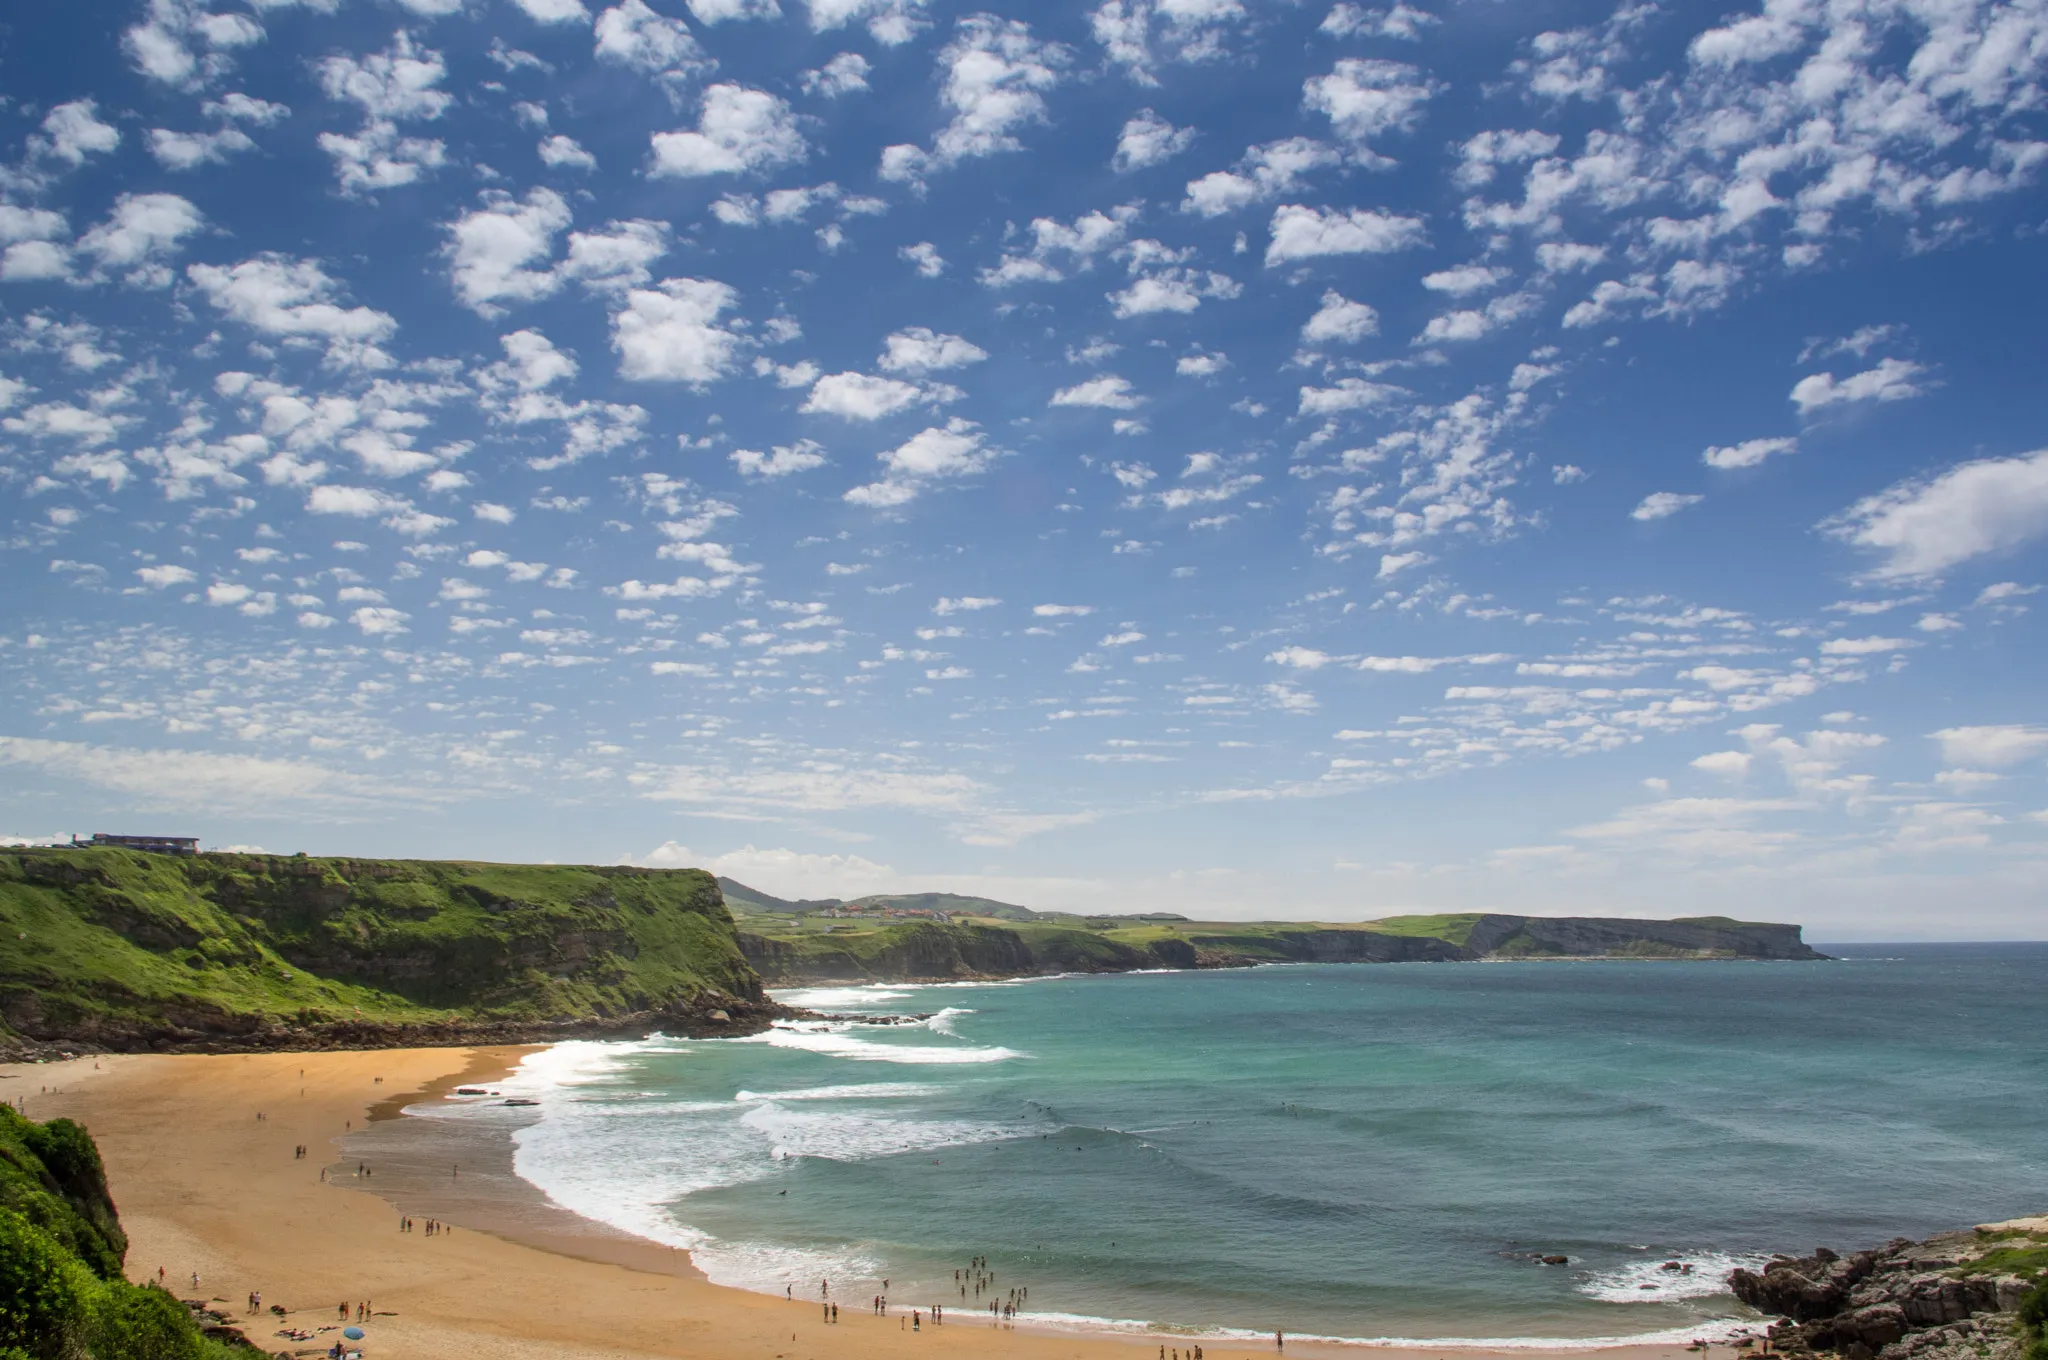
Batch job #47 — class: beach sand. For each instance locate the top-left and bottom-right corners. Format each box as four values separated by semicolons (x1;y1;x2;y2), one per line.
1;1048;1733;1360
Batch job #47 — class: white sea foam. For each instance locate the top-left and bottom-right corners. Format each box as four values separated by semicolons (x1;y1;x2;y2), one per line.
1015;1311;1760;1349
926;1006;973;1036
742;1101;1026;1163
734;1083;945;1102
774;985;917;1008
1576;1252;1769;1304
748;1024;1023;1064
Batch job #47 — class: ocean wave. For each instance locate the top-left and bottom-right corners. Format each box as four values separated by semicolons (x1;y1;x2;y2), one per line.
773;985;918;1008
688;1235;887;1296
1014;1311;1761;1350
748;1024;1024;1065
734;1082;945;1102
926;1006;974;1036
1576;1252;1769;1304
741;1101;1028;1163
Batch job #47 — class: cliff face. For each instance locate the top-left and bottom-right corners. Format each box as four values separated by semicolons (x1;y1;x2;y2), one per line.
1729;1215;2046;1360
1463;914;1825;960
0;849;768;1053
739;922;1195;982
738;914;1817;984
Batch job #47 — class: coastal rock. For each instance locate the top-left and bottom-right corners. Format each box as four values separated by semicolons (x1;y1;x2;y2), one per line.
1734;1218;2043;1360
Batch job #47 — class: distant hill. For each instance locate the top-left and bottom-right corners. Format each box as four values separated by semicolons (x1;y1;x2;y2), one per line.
717;878;1041;922
738;910;1826;985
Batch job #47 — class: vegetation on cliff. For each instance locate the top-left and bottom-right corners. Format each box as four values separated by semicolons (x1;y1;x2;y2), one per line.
0;1105;233;1360
0;849;759;1051
731;897;1824;985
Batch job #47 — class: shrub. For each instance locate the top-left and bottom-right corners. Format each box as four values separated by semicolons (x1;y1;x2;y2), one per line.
0;1208;94;1359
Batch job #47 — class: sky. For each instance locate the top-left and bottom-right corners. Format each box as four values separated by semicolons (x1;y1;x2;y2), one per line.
2;0;2047;939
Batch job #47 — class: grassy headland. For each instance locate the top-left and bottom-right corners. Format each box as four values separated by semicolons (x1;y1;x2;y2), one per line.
0;848;761;1053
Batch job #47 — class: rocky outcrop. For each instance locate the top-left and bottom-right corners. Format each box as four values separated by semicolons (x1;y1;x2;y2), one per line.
1729;1218;2042;1360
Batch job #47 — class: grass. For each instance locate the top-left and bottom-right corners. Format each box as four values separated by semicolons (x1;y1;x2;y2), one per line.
0;849;758;1047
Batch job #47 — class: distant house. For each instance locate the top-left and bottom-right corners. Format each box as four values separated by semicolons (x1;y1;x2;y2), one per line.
71;833;200;857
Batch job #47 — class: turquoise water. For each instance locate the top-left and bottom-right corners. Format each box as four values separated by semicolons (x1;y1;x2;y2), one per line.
474;946;2048;1345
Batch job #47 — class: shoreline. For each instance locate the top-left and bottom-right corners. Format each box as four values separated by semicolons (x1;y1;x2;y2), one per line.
3;1044;1753;1360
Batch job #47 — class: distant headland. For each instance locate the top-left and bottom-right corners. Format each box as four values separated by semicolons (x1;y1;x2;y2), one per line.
0;846;1821;1057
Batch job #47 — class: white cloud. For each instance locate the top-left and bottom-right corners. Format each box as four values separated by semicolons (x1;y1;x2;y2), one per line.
612;277;745;384
1818;635;1913;655
845;418;995;506
732;440;827;477
0;736;404;813
1296;378;1403;416
38;101;122;164
1930;725;2048;769
318;32;454;121
1267;646;1331;669
444;188;573;315
147;126;257;170
1791;358;1926;414
351;605;412;636
135;564;197;588
1632;491;1703;521
187;255;397;355
1108;269;1240;318
1033;603;1093;617
1691;750;1752;777
1114;109;1195;172
74;193;205;285
1823;448;2048;579
878;328;987;375
803;0;930;46
1051;375;1141;410
688;0;781;20
596;0;714;79
1265;204;1426;264
1301;290;1378;343
1182;138;1338;218
538;135;598;170
934;595;1001;615
1703;436;1797;469
1422;264;1509;295
1323;4;1438;40
927;16;1068;168
900;242;946;277
803;372;959;420
1090;0;1250;84
651;85;807;177
802;51;871;96
1302;58;1437;157
510;0;592;21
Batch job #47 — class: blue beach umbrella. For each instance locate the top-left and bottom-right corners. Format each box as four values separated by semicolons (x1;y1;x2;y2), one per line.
342;1327;364;1340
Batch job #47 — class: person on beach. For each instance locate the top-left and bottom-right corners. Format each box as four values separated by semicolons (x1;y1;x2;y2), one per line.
1276;1329;1285;1350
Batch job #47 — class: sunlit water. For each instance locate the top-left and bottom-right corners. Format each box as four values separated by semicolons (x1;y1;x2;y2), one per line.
420;945;2048;1346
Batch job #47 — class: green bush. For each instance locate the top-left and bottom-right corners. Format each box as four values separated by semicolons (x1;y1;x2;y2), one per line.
89;1283;208;1360
2021;1277;2048;1360
0;1208;95;1359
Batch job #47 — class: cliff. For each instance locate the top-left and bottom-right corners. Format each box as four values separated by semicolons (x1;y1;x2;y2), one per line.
737;913;1820;985
1730;1214;2047;1360
0;848;770;1055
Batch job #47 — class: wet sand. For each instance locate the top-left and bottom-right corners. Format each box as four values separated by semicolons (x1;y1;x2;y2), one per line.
1;1048;1735;1360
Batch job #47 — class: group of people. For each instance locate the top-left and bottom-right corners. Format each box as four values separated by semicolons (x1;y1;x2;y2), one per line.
398;1215;449;1236
1158;1347;1206;1360
956;1256;1028;1323
341;1301;373;1322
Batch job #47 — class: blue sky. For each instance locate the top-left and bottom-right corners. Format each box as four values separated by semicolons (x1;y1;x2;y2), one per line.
3;0;2047;937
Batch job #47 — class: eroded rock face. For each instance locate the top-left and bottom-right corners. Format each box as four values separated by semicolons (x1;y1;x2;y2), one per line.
1728;1223;2039;1360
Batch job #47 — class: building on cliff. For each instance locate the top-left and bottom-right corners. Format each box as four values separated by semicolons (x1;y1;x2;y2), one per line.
69;833;200;856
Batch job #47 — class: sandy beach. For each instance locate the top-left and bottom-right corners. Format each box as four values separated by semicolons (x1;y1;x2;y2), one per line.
1;1047;1733;1360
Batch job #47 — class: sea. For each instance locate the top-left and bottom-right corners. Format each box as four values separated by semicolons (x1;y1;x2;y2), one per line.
411;944;2048;1348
